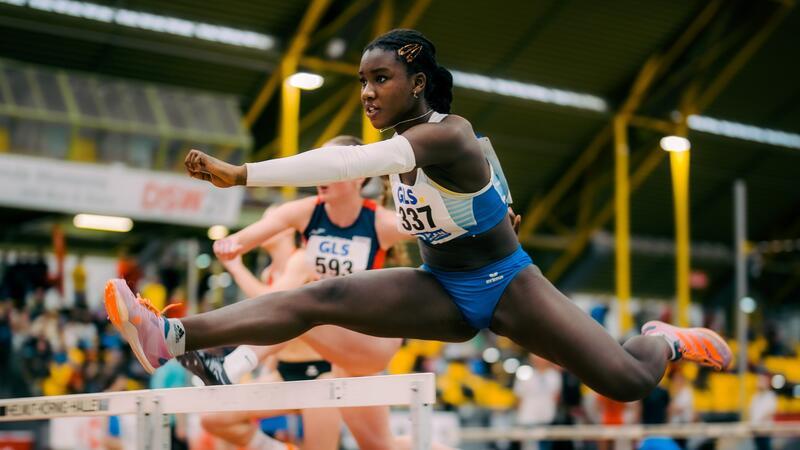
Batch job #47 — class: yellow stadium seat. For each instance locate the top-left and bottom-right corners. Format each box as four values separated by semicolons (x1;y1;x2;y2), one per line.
476;380;516;409
763;357;786;375
387;346;417;374
0;127;8;152
783;360;800;382
682;363;698;381
68;348;85;365
747;337;767;363
693;390;713;411
69;135;97;162
43;363;74;396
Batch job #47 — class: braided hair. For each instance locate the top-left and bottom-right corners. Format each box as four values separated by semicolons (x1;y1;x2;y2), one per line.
364;29;453;114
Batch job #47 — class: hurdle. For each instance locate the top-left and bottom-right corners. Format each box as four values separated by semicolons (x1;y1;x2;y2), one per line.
0;372;436;450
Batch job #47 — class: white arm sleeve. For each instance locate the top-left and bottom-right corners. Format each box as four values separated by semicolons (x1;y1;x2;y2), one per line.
245;135;416;187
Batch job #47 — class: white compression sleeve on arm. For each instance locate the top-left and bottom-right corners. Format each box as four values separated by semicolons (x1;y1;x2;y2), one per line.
245;135;416;187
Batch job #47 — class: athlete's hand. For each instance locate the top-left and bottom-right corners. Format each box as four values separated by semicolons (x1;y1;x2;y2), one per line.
213;237;245;261
508;207;521;236
218;253;244;270
185;149;246;188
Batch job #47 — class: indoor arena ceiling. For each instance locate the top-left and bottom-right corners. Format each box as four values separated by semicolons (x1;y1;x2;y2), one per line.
0;0;798;303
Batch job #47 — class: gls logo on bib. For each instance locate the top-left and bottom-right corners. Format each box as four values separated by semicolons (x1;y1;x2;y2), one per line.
396;186;418;205
318;240;350;256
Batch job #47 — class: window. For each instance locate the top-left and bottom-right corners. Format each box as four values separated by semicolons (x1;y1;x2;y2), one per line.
9;119;69;158
5;67;37;108
36;71;67;113
68;75;101;118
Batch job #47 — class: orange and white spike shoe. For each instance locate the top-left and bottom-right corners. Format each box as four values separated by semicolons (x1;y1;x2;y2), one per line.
642;320;733;371
105;279;176;374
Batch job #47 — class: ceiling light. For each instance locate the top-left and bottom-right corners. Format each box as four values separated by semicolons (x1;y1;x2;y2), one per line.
688;115;800;150
287;72;324;90
325;38;346;59
73;214;133;232
450;69;607;112
3;0;275;50
660;136;691;152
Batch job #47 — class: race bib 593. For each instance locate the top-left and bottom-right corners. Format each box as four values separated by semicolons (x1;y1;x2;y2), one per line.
305;235;371;278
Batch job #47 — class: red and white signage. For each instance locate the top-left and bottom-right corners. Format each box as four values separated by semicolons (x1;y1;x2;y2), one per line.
0;153;244;227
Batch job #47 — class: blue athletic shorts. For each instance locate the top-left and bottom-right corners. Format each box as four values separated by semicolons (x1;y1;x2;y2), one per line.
422;245;532;329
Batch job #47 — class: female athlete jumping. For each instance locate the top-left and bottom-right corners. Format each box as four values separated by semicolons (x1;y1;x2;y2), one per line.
105;29;732;404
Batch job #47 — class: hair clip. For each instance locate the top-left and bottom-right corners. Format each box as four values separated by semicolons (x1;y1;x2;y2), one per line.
397;43;422;63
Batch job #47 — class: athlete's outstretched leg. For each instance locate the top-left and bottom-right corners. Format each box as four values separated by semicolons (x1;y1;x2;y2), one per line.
181;268;474;350
491;265;671;402
105;269;475;372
